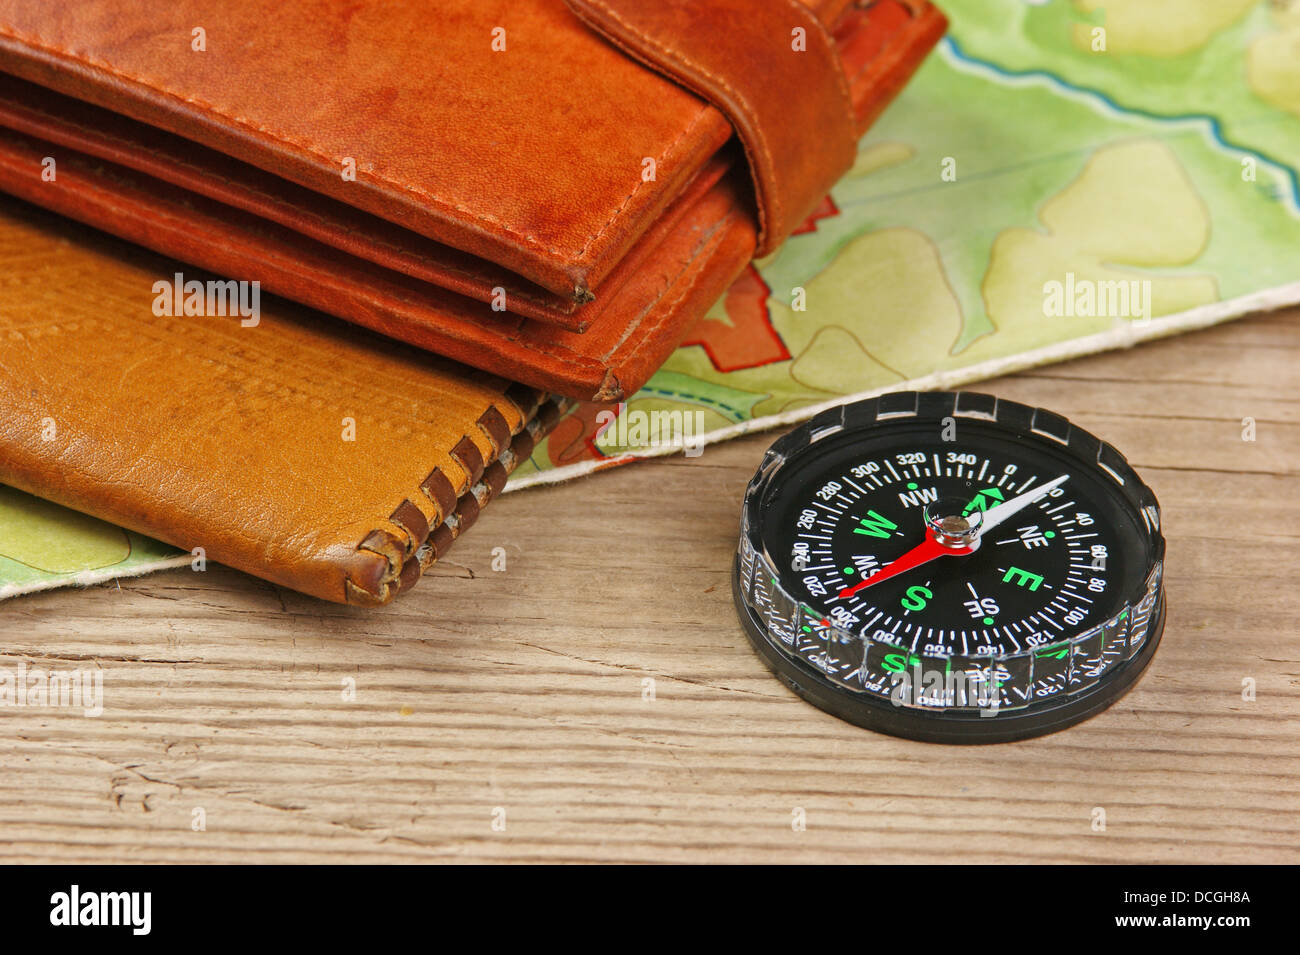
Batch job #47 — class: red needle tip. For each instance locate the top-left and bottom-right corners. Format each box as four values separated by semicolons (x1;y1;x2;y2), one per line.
835;528;973;600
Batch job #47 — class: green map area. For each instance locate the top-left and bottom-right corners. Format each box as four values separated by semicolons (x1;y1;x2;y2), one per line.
0;486;187;600
5;0;1300;599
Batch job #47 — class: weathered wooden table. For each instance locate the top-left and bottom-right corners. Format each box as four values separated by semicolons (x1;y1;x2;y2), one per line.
4;308;1297;863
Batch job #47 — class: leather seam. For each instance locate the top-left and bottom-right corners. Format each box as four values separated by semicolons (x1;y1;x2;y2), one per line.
0;50;771;388
349;531;404;604
503;385;547;431
474;411;506;457
500;393;528;422
611;207;737;367
571;101;712;264
351;395;565;604
844;3;925;88
0;23;693;269
416;471;454;526
779;0;857;136
448;432;480;493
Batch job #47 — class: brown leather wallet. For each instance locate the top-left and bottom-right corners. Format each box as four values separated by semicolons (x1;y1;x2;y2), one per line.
0;0;945;400
0;197;567;605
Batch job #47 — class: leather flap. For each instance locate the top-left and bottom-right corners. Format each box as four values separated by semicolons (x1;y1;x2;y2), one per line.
564;0;859;257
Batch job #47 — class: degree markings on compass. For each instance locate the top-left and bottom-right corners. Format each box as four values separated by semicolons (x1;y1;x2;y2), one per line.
978;460;989;481
885;460;902;482
1045;500;1073;515
1016;476;1038;493
1038;611;1065;632
843;477;870;497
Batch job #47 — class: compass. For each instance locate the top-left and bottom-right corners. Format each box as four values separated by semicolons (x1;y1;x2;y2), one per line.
732;391;1165;743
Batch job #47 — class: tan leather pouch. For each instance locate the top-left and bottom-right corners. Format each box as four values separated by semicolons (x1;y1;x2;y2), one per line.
0;198;566;605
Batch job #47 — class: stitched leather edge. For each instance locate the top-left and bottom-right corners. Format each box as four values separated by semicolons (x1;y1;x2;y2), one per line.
343;393;564;606
414;398;569;580
0;133;606;374
343;386;545;604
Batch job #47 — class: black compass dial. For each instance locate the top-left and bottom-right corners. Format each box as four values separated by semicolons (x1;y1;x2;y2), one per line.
762;423;1144;658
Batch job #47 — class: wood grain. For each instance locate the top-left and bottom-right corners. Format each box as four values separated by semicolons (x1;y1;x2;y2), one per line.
2;309;1298;864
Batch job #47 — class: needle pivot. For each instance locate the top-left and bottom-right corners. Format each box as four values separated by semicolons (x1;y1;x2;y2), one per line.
925;497;983;549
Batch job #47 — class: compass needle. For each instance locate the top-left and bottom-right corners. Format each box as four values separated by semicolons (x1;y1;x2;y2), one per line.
733;392;1166;744
976;474;1070;533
